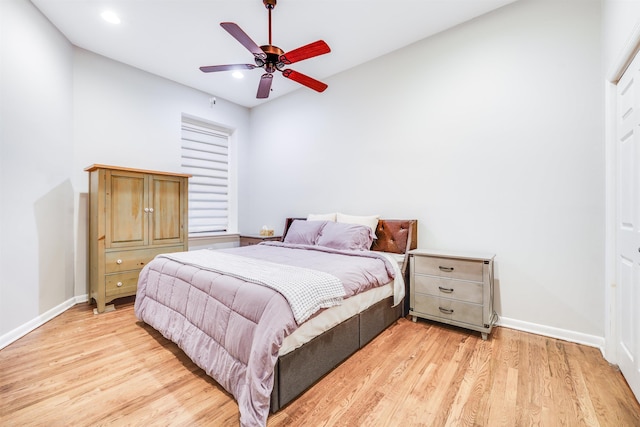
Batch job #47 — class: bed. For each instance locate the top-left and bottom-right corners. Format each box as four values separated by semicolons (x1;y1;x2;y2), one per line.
134;217;417;426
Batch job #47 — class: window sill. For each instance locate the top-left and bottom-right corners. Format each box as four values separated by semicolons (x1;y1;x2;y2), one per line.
189;233;239;248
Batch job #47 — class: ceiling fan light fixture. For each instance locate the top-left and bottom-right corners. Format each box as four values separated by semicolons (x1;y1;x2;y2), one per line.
101;10;121;25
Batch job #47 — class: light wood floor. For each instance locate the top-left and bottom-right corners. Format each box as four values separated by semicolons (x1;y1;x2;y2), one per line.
1;297;639;427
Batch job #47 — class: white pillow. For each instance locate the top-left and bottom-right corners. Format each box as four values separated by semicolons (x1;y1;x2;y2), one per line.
307;212;337;222
336;213;380;233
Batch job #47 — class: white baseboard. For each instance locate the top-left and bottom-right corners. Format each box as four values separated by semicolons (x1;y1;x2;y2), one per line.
0;294;88;351
498;316;606;356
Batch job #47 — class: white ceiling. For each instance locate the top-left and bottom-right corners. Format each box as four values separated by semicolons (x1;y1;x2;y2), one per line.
31;0;518;108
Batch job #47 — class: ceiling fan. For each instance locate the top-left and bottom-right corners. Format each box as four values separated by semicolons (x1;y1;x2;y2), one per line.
199;0;331;99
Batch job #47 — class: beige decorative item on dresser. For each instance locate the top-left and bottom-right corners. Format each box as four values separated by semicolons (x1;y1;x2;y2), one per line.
85;164;190;313
409;248;496;340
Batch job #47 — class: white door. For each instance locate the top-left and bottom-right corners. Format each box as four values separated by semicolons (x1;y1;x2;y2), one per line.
616;51;640;402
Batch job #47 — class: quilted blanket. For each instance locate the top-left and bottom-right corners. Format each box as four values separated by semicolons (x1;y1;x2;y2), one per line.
158;250;345;324
134;244;396;426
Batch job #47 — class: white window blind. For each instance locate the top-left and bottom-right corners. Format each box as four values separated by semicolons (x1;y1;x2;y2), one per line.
181;118;230;235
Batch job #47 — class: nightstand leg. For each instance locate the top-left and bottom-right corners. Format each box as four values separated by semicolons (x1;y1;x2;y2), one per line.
412;315;417;322
481;332;488;341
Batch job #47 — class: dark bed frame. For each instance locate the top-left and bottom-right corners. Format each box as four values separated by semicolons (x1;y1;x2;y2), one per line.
269;218;417;412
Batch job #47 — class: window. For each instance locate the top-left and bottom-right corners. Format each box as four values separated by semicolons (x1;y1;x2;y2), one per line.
181;116;231;235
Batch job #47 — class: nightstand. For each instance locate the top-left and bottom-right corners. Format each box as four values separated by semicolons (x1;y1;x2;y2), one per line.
239;234;283;247
409;249;496;340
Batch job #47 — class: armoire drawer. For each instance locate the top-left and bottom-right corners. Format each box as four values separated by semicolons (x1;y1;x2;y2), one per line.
413;274;483;304
412;294;483;326
105;271;140;297
105;245;185;273
413;255;483;282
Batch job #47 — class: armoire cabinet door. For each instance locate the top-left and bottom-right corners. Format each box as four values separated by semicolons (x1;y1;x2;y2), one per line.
105;170;148;248
149;175;186;246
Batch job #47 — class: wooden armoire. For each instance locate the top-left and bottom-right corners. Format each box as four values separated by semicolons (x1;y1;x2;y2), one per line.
86;164;190;313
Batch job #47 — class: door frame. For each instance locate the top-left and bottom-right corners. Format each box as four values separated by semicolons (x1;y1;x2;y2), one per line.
604;20;640;364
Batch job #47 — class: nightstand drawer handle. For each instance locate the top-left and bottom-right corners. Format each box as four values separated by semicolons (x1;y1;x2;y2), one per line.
438;286;454;293
439;307;454;315
439;266;454;272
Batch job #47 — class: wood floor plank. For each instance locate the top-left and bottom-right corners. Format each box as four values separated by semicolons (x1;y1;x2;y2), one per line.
516;331;544;426
1;298;639;427
485;326;513;426
444;338;492;426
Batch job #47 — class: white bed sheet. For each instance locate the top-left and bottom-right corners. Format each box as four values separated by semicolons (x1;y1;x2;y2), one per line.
279;252;405;356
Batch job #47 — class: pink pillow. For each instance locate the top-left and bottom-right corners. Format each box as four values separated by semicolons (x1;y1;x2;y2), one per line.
316;221;375;251
283;220;327;245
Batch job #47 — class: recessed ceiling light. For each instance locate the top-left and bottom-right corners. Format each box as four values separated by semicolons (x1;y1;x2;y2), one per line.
232;71;244;79
101;10;121;24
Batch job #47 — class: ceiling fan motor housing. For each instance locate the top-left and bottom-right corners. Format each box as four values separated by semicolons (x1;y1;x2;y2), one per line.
263;0;277;10
257;45;285;73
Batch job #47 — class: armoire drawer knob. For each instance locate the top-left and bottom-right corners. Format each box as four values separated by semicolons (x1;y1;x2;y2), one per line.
116;282;123;287
116;259;122;264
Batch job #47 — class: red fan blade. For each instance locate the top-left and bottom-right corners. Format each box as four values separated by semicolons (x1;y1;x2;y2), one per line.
282;69;328;92
199;64;257;73
280;40;330;65
257;73;273;98
220;22;267;59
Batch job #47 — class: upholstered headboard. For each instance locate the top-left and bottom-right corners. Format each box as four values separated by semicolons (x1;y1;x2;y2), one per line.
370;219;417;255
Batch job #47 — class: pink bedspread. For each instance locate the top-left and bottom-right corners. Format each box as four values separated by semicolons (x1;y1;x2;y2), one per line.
134;243;395;427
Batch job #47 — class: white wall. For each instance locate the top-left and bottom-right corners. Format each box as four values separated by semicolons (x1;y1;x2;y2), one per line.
245;0;605;340
0;0;74;338
72;48;250;184
0;0;251;344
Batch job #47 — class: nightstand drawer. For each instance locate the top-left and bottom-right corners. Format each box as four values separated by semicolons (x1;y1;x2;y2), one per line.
413;256;483;282
413;274;483;304
413;294;483;326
